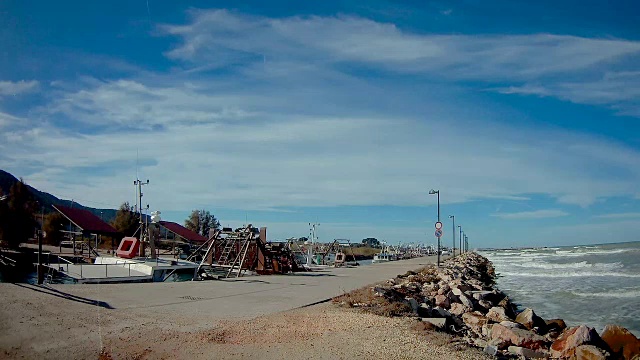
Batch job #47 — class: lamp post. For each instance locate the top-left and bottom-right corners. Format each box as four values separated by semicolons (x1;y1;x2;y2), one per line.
448;215;455;257
461;230;465;253
458;225;462;256
429;189;440;267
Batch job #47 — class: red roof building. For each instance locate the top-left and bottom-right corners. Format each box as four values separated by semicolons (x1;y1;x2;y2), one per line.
53;204;119;235
158;221;206;243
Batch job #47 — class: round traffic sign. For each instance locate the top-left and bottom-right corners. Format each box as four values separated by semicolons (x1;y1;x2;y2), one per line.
435;221;443;230
435;229;443;238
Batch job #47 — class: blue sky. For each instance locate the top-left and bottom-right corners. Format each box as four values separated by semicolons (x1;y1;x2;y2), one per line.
1;1;640;248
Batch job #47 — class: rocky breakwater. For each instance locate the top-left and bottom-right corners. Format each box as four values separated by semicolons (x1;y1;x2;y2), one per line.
333;252;640;359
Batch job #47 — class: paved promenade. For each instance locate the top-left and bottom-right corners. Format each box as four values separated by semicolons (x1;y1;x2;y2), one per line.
0;256;444;358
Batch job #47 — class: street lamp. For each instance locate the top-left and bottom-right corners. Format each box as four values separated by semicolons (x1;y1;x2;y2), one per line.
448;215;455;257
458;225;462;255
429;189;440;267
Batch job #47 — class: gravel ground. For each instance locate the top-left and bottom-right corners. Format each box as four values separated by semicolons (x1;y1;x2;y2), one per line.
97;304;491;360
0;288;489;360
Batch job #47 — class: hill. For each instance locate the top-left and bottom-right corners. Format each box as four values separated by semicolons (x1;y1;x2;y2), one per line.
0;169;117;222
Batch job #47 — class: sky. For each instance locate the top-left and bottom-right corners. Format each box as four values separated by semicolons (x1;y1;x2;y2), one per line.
1;0;640;248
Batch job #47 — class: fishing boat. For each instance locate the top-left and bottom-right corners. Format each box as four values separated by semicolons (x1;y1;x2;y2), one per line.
372;245;396;263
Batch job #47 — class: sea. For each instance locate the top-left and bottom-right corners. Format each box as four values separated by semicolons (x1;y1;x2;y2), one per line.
480;241;640;337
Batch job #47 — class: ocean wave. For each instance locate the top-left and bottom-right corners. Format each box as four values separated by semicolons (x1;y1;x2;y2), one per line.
497;270;640;278
555;248;638;257
571;289;640;298
507;261;624;270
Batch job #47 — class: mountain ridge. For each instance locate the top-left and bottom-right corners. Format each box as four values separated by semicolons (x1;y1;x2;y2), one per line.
0;169;117;222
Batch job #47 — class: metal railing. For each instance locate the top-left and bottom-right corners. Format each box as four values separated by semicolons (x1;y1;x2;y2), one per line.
52;260;147;280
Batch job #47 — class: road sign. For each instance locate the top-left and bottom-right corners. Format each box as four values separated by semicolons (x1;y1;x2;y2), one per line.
435;229;443;238
435;221;443;230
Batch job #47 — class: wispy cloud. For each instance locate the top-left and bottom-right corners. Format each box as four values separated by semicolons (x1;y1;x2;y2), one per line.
594;212;640;219
162;10;640;79
494;71;640;116
491;209;570;219
0;80;39;97
1;9;640;214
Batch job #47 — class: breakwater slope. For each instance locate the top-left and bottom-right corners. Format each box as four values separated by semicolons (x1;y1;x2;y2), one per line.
334;252;640;359
481;242;640;336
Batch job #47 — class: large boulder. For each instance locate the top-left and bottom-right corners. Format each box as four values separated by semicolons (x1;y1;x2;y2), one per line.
550;325;605;359
600;324;640;360
546;319;567;332
434;294;450;309
487;307;512;323
575;345;610;360
462;312;488;334
515;308;547;332
491;323;547;350
421;317;447;330
450;302;473;316
458;293;475;309
507;345;548;359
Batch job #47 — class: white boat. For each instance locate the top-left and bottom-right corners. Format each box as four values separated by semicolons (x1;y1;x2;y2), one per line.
372;252;394;263
372;245;397;263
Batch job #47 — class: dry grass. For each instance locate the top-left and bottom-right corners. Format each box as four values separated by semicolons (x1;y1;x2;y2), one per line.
332;285;413;317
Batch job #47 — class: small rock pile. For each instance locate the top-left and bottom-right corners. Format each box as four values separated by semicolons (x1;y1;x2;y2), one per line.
334;252;640;359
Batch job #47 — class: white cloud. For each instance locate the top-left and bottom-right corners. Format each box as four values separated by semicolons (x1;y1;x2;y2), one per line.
1;8;640;218
161;10;640;81
594;212;640;219
0;80;39;96
491;210;570;219
495;71;640;116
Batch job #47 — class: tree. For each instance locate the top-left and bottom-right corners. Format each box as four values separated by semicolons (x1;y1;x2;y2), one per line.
0;179;37;249
111;202;139;237
43;212;66;245
185;209;220;236
361;237;380;248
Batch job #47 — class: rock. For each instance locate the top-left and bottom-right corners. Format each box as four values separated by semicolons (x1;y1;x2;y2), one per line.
550;325;604;359
421;317;447;329
507;345;548;358
487;307;512;323
500;321;526;329
482;324;493;338
405;297;419;314
417;303;431;317
601;324;640;360
437;284;450;295
478;300;493;310
491;323;547;350
450;303;473;316
575;344;610;360
473;338;488;348
434;294;450;308
452;287;464;297
515;308;547;332
458;293;475;309
483;344;498;356
462;312;488;334
432;306;452;318
471;291;493;301
546;318;567;332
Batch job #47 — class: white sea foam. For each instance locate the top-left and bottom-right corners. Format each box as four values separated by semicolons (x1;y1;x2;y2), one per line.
507;261;624;270
572;289;640;298
498;270;640;278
